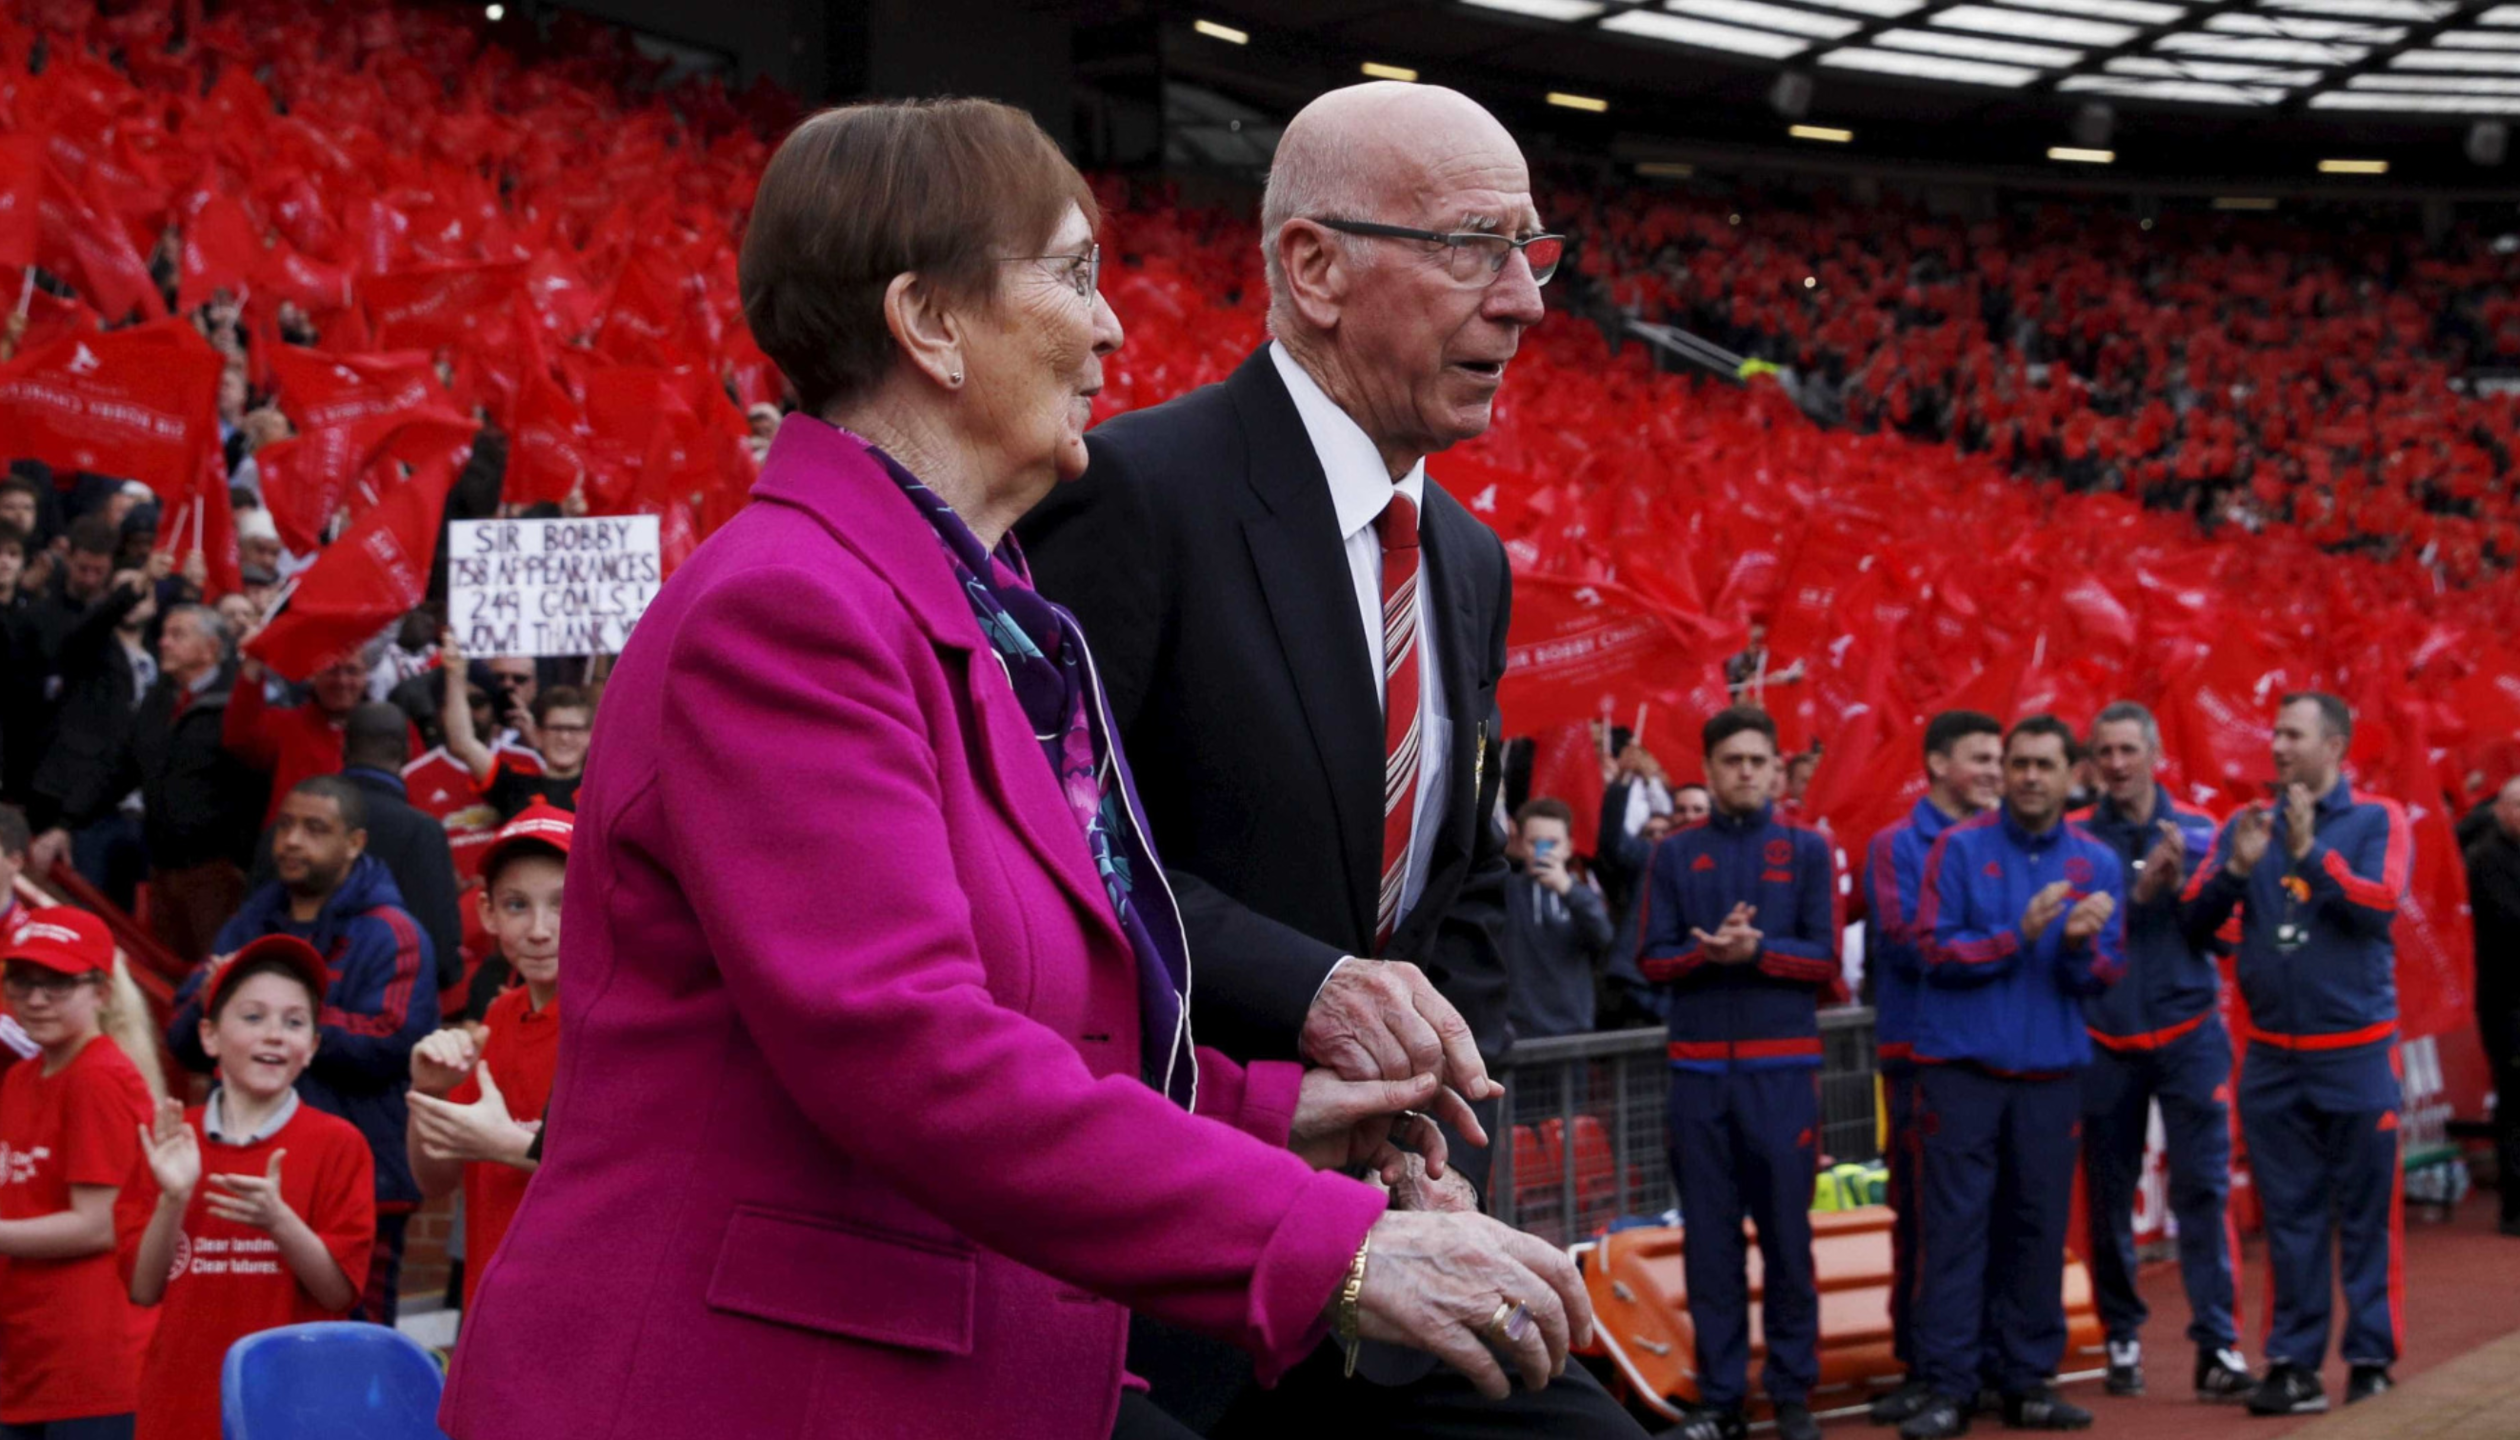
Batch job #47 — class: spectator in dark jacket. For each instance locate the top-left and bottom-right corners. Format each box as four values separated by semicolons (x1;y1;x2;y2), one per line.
1503;798;1614;1042
7;515;122;807
2463;775;2520;1237
24;556;162;906
168;774;437;1324
30;602;264;964
0;523;36;808
250;705;465;994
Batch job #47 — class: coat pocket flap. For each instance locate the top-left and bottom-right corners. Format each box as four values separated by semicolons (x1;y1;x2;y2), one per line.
705;1205;977;1355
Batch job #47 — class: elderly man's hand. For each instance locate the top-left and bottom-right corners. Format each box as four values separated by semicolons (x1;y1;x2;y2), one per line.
1303;959;1499;1148
1288;1068;1450;1178
1385;1150;1481;1215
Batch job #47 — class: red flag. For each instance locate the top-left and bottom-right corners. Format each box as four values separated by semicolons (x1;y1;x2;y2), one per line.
247;413;475;681
508;361;590;505
34;159;164;321
0;317;221;497
0;135;38;269
362;261;526;350
1525;723;1607;858
175;188;265;310
1502;574;1710;734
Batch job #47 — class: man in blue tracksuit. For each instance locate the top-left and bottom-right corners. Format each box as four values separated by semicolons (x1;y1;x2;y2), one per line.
2076;702;2254;1404
1641;707;1836;1440
1860;709;2004;1426
2180;692;2411;1416
1903;715;2125;1439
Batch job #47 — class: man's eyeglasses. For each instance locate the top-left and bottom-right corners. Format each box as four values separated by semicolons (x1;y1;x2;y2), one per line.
1313;219;1564;287
2;970;94;1002
1005;244;1102;301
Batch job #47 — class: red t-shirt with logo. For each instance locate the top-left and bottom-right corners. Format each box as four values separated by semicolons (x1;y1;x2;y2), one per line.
447;984;558;1307
132;1100;374;1440
0;1035;156;1424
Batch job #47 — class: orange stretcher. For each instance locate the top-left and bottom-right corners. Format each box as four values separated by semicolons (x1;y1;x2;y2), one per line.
1573;1206;2105;1424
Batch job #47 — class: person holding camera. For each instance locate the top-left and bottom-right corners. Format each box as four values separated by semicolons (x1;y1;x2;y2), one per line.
1500;797;1613;1042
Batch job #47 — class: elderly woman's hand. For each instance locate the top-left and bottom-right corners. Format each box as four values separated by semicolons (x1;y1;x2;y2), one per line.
1350;1209;1595;1400
1287;1069;1449;1180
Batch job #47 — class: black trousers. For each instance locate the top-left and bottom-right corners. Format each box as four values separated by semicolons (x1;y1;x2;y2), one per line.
1208;1338;1647;1440
2484;1005;2520;1226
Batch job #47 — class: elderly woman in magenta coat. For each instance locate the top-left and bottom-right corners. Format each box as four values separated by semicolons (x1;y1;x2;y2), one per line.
439;100;1590;1440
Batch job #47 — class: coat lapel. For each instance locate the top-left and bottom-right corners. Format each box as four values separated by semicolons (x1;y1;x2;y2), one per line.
751;418;1123;950
1226;354;1383;952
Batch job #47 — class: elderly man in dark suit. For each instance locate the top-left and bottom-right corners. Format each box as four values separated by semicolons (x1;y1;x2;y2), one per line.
1023;80;1641;1440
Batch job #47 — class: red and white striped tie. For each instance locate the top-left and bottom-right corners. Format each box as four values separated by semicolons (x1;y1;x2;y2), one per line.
1374;492;1423;952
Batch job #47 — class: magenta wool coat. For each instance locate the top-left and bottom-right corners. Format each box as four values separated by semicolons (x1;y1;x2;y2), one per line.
440;420;1388;1440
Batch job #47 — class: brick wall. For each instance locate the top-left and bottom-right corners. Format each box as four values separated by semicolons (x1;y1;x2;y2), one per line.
401;1192;461;1305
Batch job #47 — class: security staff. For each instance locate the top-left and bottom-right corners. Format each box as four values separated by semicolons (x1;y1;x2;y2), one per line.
1904;715;2124;1439
2182;692;2411;1416
2076;702;2253;1404
1639;707;1836;1440
1859;709;2002;1427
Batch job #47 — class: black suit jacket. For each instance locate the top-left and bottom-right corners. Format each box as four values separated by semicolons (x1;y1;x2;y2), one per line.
251;765;466;993
1020;345;1515;1064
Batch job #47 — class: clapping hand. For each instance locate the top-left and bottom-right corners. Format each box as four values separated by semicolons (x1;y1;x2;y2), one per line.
2132;819;2185;904
2063;891;2116;945
138;1097;202;1204
204;1151;293;1232
2227;804;2274;877
408;1061;540;1168
410;1025;481;1098
2282;782;2317;861
2021;880;2075;937
1691;903;1762;964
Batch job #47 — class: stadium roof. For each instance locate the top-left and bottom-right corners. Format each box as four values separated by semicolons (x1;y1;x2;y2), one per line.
1452;0;2518;112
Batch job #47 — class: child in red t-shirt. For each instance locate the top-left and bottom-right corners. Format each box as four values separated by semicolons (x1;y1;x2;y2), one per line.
0;908;157;1439
408;803;569;1312
129;935;375;1440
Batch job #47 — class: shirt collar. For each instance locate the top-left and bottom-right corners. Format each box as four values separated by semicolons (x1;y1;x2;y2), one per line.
1269;340;1425;541
1711;801;1774;834
186;667;221;699
2001;803;2067;849
203;1085;299;1145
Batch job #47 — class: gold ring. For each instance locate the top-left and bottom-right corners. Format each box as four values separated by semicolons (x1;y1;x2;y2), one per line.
1483;1298;1531;1345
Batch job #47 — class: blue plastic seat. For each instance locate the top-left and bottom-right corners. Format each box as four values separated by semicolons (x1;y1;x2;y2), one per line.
222;1322;448;1440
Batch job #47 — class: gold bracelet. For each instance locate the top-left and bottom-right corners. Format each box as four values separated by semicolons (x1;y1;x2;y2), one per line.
1337;1231;1372;1378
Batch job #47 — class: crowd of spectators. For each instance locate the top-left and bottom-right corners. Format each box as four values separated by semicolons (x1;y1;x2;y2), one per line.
1563;182;2520;582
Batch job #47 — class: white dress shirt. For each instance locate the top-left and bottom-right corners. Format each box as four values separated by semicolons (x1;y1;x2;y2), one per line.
1269;342;1451;933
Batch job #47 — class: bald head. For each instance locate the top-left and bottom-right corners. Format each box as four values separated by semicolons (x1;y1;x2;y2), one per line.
1259;82;1546;476
1262;83;1526;317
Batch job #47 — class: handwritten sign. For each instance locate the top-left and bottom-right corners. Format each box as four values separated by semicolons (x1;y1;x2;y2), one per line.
448;517;662;657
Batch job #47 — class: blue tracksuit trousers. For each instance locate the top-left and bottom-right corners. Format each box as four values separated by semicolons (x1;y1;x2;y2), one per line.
2080;1019;2240;1350
1667;1067;1820;1410
1912;1064;2082;1400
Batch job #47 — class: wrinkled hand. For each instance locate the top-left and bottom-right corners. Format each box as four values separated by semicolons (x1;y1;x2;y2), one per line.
2063;891;2116;945
2283;783;2317;861
408;1062;540;1167
138;1096;201;1202
1385;1150;1481;1215
2021;880;2074;937
2227;805;2273;877
1691;902;1761;964
1349;1209;1594;1400
410;1025;481;1097
1290;1068;1451;1179
2132;820;2185;904
204;1151;293;1231
1303;960;1498;1148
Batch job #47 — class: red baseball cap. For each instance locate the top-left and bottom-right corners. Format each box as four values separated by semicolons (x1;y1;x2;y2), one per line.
209;935;332;1016
479;801;574;886
3;906;114;977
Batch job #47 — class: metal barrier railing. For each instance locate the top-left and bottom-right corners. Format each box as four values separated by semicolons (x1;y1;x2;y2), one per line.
1493;1007;1879;1246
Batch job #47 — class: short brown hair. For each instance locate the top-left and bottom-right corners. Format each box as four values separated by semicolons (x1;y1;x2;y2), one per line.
533;685;592;726
1516;797;1575;830
739;99;1095;416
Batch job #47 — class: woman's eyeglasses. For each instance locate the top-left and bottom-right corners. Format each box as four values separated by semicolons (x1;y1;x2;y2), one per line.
1005;244;1102;301
1313;219;1565;287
